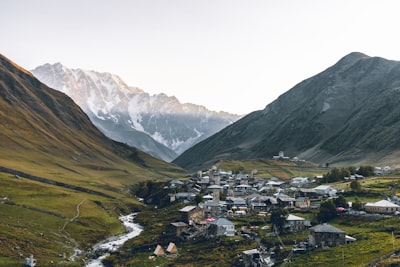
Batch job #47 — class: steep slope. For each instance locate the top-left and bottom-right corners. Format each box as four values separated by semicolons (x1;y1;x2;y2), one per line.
0;54;186;265
31;63;240;161
0;53;184;187
174;52;400;171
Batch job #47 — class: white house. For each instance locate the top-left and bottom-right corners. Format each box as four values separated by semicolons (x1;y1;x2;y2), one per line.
234;184;253;196
291;177;309;187
314;185;337;196
285;214;311;232
364;200;400;214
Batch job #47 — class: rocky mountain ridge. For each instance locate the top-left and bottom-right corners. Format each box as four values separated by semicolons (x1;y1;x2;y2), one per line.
174;52;400;171
0;53;183;181
31;63;240;161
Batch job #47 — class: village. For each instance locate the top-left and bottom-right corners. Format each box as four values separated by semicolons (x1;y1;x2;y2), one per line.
146;160;399;266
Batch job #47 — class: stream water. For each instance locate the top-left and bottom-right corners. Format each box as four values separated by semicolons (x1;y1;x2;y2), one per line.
85;213;143;267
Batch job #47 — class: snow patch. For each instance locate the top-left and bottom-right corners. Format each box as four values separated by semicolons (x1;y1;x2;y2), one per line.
87;89;101;116
322;102;330;112
151;131;168;146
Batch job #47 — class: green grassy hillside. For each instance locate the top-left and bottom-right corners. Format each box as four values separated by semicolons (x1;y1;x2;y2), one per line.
0;54;186;265
214;159;326;180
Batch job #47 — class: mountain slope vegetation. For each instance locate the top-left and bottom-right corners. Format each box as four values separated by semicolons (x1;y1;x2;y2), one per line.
0;54;184;187
0;53;185;265
174;52;400;171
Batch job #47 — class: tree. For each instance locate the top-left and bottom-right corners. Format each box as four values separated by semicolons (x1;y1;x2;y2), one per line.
317;199;337;223
352;197;363;211
322;167;343;183
270;208;289;234
329;167;342;182
350;180;362;192
194;194;203;205
348;166;357;175
341;168;351;178
357;165;375;177
334;195;349;208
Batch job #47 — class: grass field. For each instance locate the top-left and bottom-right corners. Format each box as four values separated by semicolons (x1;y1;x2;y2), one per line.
0;171;146;266
289;217;400;266
215;159;327;181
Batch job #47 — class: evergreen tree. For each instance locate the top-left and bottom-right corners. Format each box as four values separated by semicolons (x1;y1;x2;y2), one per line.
348;166;357;175
357;165;375;177
270;208;289;234
350;180;362;192
317;199;337;223
195;194;203;205
334;195;349;208
341;168;351;178
352;197;363;211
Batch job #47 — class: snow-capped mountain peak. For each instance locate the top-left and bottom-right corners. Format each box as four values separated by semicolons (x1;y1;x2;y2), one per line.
31;63;240;161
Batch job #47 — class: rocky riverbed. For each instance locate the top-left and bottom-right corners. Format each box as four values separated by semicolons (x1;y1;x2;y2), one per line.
85;213;143;267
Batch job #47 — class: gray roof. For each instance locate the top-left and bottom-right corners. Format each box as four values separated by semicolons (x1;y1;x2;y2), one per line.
170;180;185;185
208;184;223;189
176;192;195;198
179;205;197;212
295;197;309;201
211;218;234;226
243;248;259;255
229;197;246;205
171;222;188;227
310;223;345;233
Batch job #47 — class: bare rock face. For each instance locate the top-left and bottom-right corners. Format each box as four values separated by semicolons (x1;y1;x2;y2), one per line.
32;63;240;162
174;52;400;170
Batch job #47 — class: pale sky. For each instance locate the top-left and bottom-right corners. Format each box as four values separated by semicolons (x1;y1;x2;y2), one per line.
2;0;400;115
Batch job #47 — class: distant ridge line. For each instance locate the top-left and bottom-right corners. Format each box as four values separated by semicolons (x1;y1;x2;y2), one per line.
0;166;115;199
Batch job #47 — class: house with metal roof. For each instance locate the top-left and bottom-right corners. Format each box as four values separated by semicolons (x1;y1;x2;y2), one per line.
285;214;311;232
308;223;345;248
364;199;400;214
209;218;235;237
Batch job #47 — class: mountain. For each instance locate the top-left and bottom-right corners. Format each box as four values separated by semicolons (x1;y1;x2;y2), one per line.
31;63;240;162
173;52;400;171
0;53;186;265
0;53;184;185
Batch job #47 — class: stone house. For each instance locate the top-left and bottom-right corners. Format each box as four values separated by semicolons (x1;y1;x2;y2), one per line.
169;179;185;189
179;205;203;224
166;222;188;238
275;192;295;208
295;197;311;209
308;223;345;248
209;218;235;237
291;177;309;187
246;194;268;212
314;185;337;196
285;214;311;232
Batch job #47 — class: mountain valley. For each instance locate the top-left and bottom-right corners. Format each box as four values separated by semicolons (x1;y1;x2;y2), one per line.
0;53;185;265
31;63;240;162
1;51;400;266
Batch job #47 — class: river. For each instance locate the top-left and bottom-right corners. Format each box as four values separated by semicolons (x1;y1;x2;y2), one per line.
85;213;143;267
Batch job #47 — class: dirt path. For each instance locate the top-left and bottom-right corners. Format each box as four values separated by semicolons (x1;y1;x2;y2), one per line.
58;199;86;261
61;199;86;231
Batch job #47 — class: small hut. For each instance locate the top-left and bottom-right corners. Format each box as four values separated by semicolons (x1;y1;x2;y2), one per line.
166;242;178;254
153;245;165;256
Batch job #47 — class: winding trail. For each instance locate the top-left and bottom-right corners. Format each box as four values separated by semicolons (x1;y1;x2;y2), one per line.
58;199;86;261
61;199;86;231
